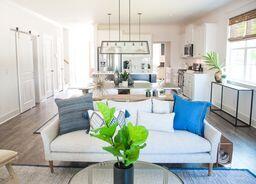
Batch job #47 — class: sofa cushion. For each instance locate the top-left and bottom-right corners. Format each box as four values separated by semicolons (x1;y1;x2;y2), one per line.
51;130;108;153
138;112;175;133
50;130;211;155
152;99;174;113
141;130;211;154
55;94;93;135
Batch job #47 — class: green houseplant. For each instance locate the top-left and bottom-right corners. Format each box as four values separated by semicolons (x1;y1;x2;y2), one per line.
90;102;148;184
203;52;225;83
120;71;129;87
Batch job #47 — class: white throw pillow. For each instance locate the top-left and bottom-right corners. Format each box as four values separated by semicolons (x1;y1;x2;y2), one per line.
108;99;152;125
137;112;175;133
152;99;174;114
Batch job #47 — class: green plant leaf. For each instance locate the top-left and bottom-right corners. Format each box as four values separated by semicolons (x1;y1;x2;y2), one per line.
127;122;148;146
99;123;118;138
114;125;129;150
203;51;224;72
103;146;122;157
124;145;140;167
97;102;116;125
90;133;112;144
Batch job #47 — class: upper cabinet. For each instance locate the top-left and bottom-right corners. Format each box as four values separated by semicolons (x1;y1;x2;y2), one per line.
193;23;217;58
182;23;217;58
184;24;194;44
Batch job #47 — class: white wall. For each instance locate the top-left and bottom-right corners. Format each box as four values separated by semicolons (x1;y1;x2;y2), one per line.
0;1;63;124
184;0;256;127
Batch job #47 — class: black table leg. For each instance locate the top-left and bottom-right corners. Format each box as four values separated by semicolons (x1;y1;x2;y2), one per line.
221;85;224;110
210;82;213;110
235;91;240;127
249;90;254;126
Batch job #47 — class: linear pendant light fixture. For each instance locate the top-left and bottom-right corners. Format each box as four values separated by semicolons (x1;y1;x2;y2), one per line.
100;0;150;54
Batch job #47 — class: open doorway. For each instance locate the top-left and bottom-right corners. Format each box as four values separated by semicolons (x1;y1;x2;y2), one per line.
152;42;171;82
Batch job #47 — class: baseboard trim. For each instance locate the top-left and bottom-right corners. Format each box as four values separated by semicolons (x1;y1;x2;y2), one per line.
0;109;20;125
212;101;256;128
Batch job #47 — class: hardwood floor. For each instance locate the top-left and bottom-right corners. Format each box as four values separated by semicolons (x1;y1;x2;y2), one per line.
0;92;256;174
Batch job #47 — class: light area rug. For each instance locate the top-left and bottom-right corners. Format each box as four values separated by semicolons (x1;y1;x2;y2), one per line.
0;165;255;184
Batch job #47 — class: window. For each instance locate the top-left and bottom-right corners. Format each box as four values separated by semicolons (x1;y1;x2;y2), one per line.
227;9;256;85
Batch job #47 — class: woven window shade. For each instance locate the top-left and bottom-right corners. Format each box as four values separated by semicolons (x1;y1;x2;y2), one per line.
229;9;256;41
246;18;256;39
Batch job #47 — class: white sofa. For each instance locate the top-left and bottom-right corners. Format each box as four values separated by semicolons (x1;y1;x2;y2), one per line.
41;99;221;175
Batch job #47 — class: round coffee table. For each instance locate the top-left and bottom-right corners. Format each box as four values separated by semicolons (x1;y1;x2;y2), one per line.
69;161;183;184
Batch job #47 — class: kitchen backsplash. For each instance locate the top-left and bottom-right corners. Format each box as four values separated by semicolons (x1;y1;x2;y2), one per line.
122;55;152;73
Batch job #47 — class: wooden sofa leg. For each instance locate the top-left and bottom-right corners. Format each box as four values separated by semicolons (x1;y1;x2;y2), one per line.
49;161;54;173
6;163;18;183
208;163;213;176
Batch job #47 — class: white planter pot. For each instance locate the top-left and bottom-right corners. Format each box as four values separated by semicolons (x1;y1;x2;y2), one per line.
122;81;128;87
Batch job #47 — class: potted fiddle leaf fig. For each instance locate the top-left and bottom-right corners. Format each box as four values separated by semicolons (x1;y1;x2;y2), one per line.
90;102;149;184
203;52;225;83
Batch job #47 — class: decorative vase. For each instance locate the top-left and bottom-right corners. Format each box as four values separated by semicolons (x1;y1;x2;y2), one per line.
152;90;158;97
215;71;222;83
122;81;128;87
114;71;120;86
128;75;134;86
114;162;134;184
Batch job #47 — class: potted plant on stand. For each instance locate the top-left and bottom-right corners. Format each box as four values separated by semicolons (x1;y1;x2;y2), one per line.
90;102;149;184
203;52;225;83
120;71;129;87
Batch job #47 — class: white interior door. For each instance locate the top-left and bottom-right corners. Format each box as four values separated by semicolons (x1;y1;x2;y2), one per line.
43;36;54;98
16;33;36;113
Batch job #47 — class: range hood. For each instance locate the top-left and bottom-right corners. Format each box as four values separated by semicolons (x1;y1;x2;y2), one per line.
100;0;150;55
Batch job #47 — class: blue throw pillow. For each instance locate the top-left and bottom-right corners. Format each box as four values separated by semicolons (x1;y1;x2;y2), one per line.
55;93;94;135
173;94;211;137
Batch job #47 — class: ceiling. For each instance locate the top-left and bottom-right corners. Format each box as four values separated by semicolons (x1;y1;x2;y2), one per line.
10;0;235;25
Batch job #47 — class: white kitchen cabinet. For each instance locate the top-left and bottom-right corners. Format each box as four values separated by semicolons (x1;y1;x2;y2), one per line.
183;71;211;101
193;23;217;58
184;24;194;44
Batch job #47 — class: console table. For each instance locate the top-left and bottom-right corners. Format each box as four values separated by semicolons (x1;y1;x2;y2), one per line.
210;82;254;127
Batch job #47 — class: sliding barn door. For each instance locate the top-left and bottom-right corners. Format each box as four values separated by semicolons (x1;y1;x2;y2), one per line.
16;33;36;113
43;36;54;98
